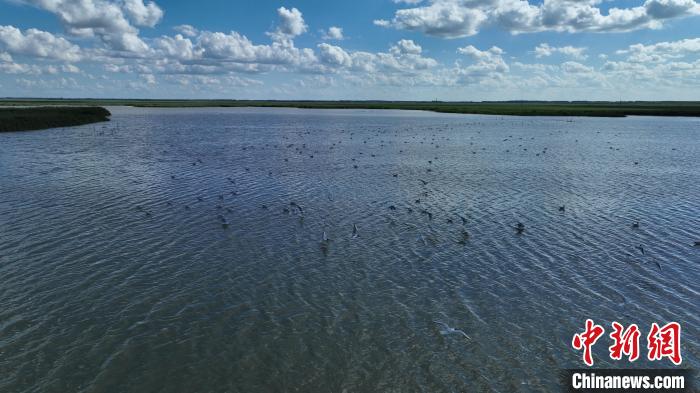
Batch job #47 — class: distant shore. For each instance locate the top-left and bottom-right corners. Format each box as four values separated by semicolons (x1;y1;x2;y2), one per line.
3;99;700;118
0;106;111;132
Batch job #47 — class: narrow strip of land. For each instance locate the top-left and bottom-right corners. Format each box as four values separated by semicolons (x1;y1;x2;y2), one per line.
2;99;700;118
0;107;111;132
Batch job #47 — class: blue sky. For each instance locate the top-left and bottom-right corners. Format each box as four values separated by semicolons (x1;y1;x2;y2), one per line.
1;0;700;100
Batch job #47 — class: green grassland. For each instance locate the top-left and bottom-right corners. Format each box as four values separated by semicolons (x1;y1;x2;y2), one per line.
0;106;111;132
2;99;700;125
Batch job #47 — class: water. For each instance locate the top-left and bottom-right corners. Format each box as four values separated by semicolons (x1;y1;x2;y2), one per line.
1;107;698;392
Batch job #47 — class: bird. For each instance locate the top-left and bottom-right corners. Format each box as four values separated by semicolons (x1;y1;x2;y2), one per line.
559;206;566;212
632;222;640;229
694;241;700;247
434;321;471;340
637;245;645;255
516;222;525;234
388;205;397;211
352;224;359;238
457;215;467;225
458;230;470;245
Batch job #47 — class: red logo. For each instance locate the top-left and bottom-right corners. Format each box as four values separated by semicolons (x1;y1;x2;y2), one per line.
609;322;640;362
572;320;682;366
647;322;682;365
572;319;605;366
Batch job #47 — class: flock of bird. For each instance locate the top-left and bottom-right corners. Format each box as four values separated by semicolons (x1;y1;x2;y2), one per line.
130;119;699;269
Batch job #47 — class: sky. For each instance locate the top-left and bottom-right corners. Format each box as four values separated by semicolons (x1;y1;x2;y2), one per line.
1;0;700;100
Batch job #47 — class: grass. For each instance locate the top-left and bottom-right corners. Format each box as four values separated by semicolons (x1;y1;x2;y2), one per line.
0;106;111;132
2;99;700;118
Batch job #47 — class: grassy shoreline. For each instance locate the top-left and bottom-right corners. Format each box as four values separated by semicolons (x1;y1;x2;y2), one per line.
2;99;700;117
0;106;111;132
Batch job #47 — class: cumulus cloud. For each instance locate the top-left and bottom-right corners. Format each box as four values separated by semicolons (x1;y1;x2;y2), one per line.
174;24;199;37
375;1;487;38
534;43;587;59
19;0;164;53
391;39;423;55
122;0;163;27
0;25;81;61
376;0;700;38
457;45;509;76
322;26;344;40
318;43;352;67
617;37;700;62
270;7;307;40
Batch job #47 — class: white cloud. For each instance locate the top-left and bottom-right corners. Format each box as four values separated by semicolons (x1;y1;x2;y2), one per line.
534;43;587;60
377;0;700;38
456;45;509;78
272;7;308;39
154;34;199;60
617;37;700;62
322;26;344;40
318;43;352;67
375;1;487;38
391;39;423;55
0;25;81;62
122;0;163;27
20;0;163;53
174;24;199;37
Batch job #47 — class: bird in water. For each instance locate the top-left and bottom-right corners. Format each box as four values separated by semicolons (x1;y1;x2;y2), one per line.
637;245;645;255
632;222;640;229
290;202;304;216
516;222;525;234
320;231;330;255
458;230;470;245
389;205;397;211
559;205;566;212
352;224;359;238
694;241;700;247
434;321;471;340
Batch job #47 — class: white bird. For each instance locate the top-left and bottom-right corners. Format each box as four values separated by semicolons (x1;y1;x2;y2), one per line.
434;321;471;340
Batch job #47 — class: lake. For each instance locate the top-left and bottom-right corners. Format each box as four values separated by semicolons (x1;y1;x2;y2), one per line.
1;107;698;392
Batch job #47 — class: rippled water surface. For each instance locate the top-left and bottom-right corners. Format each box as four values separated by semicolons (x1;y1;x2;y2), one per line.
1;107;699;392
